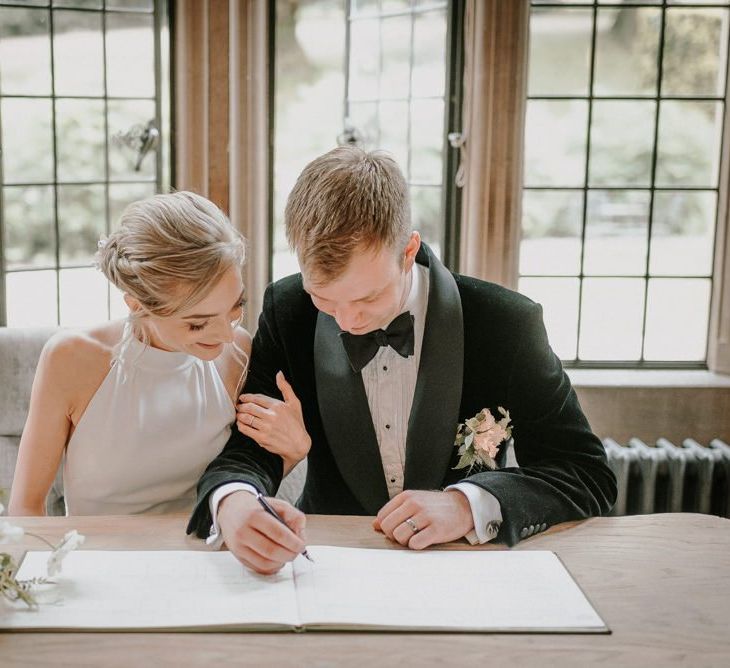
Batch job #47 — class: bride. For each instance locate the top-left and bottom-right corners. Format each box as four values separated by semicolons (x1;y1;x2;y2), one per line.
8;191;309;516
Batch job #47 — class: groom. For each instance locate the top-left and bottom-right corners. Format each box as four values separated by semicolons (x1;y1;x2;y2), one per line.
187;147;616;574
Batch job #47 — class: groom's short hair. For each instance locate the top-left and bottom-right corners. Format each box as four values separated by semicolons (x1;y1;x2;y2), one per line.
285;146;411;282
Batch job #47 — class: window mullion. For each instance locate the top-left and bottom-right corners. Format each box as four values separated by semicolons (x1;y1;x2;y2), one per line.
639;4;668;363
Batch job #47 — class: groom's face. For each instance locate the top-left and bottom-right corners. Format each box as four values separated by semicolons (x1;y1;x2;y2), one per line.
302;232;421;334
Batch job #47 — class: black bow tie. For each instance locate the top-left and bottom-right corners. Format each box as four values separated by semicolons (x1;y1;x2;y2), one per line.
339;311;415;373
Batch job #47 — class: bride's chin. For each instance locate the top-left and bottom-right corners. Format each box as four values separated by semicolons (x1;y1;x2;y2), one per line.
192;342;224;358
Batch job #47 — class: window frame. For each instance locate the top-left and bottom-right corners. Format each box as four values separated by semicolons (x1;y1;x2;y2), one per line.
443;0;466;270
456;0;730;372
0;0;170;328
523;1;729;369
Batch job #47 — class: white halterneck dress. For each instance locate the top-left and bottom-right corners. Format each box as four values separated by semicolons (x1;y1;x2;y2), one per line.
63;336;236;515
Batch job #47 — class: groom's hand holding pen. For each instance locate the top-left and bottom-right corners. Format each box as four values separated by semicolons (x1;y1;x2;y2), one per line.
256;493;313;562
218;490;308;575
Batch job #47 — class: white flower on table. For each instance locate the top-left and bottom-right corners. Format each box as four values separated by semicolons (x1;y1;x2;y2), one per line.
47;530;85;577
0;503;25;544
1;503;86;608
0;522;24;543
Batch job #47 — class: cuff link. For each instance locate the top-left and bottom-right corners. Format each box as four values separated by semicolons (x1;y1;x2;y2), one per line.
485;521;501;539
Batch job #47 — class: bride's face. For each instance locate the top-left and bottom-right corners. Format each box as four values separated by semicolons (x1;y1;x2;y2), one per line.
141;266;245;361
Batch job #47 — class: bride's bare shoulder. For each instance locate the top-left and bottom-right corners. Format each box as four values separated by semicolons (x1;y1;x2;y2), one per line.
40;321;124;378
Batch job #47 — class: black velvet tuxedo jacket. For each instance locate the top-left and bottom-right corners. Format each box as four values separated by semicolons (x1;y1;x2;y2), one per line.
187;244;617;546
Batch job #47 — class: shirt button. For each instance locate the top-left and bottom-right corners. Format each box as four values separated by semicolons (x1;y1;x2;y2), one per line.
390;477;396;483
385;424;390;429
383;365;388;371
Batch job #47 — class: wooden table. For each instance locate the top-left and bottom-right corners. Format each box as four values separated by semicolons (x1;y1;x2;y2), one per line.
1;513;729;667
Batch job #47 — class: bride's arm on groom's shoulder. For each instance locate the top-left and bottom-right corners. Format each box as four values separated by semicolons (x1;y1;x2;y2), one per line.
7;331;107;516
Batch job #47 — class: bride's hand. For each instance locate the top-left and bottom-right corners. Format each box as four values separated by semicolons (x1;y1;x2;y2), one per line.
236;371;311;474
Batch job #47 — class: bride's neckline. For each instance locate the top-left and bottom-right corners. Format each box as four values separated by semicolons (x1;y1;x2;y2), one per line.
122;335;199;372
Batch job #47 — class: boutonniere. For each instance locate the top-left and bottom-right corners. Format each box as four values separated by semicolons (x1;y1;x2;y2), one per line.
453;407;512;472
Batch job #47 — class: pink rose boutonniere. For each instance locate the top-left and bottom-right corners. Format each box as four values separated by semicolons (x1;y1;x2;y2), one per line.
453;407;512;472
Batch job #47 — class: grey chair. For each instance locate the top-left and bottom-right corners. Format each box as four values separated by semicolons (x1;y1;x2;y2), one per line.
0;327;63;515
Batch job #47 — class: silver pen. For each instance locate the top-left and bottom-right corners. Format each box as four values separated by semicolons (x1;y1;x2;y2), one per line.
256;492;314;562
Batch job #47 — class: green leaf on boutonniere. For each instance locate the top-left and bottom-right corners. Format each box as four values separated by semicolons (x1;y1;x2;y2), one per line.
465;417;480;432
455;452;475;470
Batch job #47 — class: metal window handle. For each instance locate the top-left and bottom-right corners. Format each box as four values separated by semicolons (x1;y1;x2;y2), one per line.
337;118;364;147
112;119;160;171
448;132;465;148
134;120;160;171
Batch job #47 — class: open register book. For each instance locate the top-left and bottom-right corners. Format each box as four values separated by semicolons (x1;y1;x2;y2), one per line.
3;546;608;633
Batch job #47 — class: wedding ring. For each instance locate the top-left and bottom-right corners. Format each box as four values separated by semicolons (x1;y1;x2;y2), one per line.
404;517;420;533
248;414;256;427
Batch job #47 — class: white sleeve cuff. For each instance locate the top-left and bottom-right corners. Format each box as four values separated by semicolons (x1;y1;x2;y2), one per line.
446;482;503;545
206;482;259;548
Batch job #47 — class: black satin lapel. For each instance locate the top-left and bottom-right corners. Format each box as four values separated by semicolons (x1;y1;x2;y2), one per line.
314;311;390;514
404;245;464;490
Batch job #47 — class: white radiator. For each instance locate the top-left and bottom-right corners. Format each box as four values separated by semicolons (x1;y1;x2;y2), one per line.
603;438;730;517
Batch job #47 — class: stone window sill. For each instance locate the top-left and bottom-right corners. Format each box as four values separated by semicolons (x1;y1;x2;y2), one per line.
567;369;730;389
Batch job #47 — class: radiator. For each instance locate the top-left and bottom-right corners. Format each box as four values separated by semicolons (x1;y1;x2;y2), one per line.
603;438;730;518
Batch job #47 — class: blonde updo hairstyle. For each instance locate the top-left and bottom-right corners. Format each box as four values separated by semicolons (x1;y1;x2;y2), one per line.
96;191;247;370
